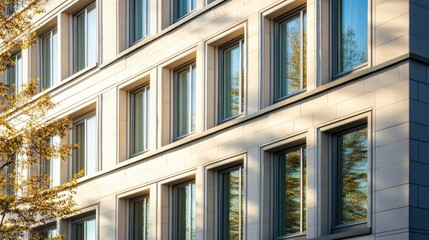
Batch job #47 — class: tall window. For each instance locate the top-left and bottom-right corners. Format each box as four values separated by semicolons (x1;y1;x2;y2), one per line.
131;85;150;155
4;52;23;93
74;3;96;73
275;8;307;101
173;0;195;22
41;29;59;90
333;126;368;230
130;195;150;240
72;216;96;240
130;0;150;44
219;165;244;240
1;158;15;195
40;137;60;188
219;39;245;122
173;181;196;240
334;0;368;75
275;145;306;238
73;114;97;177
173;63;196;140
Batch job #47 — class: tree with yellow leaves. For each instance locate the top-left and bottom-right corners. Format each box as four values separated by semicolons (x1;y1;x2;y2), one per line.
0;1;79;239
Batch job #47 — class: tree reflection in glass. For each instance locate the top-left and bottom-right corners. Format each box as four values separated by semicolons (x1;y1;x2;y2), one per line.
221;166;244;240
278;146;306;237
277;9;306;100
336;126;368;225
336;0;368;74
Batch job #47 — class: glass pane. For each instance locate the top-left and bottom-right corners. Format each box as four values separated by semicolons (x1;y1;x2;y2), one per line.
86;218;96;240
337;0;368;73
221;42;242;121
221;167;243;240
133;90;144;154
16;53;22;92
174;0;192;21
175;66;194;139
86;115;96;176
176;182;195;240
76;11;86;72
52;30;59;86
132;196;150;240
131;0;149;43
42;33;52;89
87;6;96;66
73;222;85;240
337;127;368;225
52;136;61;186
278;146;306;237
278;14;302;99
74;122;85;174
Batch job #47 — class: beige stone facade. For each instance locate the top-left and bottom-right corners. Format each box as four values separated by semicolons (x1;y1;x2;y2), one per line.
6;0;429;239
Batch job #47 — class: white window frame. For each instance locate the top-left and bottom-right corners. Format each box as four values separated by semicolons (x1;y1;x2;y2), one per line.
172;0;196;23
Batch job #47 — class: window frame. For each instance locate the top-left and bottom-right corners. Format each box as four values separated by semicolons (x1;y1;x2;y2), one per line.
40;137;54;188
218;38;245;123
218;164;245;240
273;144;307;240
273;6;307;103
72;112;97;177
40;28;58;91
172;180;196;240
332;0;369;77
4;51;23;93
172;0;196;23
73;2;97;73
129;0;150;45
130;84;150;156
330;124;369;233
71;215;97;240
129;194;150;240
172;62;196;141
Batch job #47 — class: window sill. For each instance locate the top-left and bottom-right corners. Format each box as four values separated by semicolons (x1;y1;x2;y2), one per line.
310;227;371;240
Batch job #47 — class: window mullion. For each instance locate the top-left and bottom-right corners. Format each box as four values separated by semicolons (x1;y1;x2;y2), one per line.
300;147;304;233
188;66;192;133
238;40;243;114
239;166;243;239
85;8;88;68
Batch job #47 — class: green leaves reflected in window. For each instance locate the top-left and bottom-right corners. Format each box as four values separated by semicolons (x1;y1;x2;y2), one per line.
174;181;196;240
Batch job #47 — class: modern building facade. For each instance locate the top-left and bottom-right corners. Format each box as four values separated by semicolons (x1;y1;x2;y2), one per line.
2;0;429;239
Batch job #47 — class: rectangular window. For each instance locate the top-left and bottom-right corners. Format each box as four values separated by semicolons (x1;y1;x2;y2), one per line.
74;3;97;73
131;85;150;155
130;195;150;240
40;137;60;188
274;8;307;101
173;0;196;22
4;52;23;93
72;217;96;240
219;39;245;122
2;158;15;195
173;181;196;240
333;125;368;230
173;63;196;140
219;165;244;240
334;0;368;75
41;29;59;90
38;226;57;239
73;114;97;177
130;0;150;45
275;145;306;238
